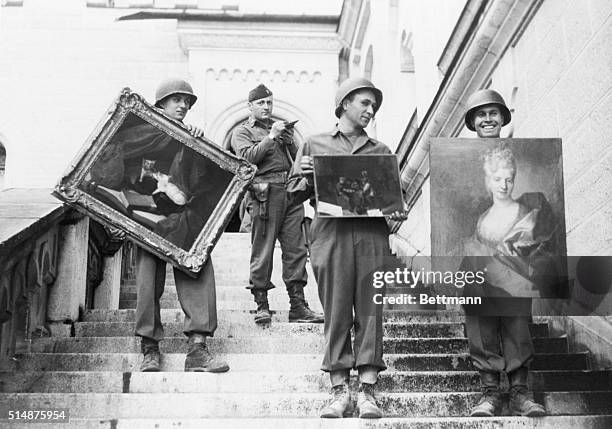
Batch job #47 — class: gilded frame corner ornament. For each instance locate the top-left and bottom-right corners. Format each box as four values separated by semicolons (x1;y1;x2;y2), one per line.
54;88;256;276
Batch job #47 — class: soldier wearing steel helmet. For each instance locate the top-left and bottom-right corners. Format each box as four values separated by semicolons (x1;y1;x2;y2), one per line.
134;78;229;374
462;88;546;418
288;77;407;419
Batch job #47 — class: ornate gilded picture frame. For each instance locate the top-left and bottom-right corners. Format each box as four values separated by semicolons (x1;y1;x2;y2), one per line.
54;88;257;276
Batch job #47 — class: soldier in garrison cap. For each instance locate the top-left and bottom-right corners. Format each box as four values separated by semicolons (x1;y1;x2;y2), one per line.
288;77;407;419
462;88;546;418
231;84;323;325
135;78;229;374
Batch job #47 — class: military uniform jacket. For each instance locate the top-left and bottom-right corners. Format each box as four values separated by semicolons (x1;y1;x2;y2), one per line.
231;117;297;176
287;126;392;206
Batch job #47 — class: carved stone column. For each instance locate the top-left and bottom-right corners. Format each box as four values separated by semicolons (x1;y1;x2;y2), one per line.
46;214;89;336
94;247;123;309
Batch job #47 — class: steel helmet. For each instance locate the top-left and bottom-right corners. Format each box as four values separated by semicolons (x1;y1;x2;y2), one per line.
334;77;383;118
154;78;197;108
464;89;511;131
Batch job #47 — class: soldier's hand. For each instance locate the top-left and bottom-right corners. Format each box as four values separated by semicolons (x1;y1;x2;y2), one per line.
388;210;408;221
186;124;205;138
277;127;294;146
300;155;314;176
104;225;126;241
269;121;287;140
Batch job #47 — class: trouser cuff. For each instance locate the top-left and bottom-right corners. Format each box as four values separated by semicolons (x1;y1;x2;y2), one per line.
357;365;379;384
330;369;350;387
247;282;276;291
188;333;207;343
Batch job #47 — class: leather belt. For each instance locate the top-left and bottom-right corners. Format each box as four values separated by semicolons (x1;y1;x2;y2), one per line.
252;171;288;184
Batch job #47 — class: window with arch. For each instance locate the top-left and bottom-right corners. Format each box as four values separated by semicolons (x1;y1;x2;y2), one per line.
364;45;374;80
0;142;5;176
338;47;350;84
0;141;6;190
400;30;415;73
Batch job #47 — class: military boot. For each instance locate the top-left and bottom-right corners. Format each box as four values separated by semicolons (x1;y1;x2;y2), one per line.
508;367;546;417
140;337;160;372
470;371;502;417
320;383;353;418
184;334;230;373
252;290;272;324
287;285;324;323
356;382;382;419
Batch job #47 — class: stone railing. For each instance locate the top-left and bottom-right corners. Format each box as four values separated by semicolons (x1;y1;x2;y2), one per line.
0;188;124;367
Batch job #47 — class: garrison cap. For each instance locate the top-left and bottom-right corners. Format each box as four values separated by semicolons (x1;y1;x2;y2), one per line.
248;84;273;102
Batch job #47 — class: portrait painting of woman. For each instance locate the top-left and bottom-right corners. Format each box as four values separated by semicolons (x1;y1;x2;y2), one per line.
460;144;565;300
429;137;568;304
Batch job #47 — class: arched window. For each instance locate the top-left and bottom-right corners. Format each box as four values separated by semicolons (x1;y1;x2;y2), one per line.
338;47;350;84
0;142;6;175
364;45;374;80
400;30;415;73
0;141;6;190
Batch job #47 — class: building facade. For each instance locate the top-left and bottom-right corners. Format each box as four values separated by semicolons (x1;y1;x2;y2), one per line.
1;0;610;361
0;0;342;189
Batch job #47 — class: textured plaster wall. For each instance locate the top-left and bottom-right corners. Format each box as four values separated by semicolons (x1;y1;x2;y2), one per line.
397;0;612;258
0;0;189;188
489;0;612;255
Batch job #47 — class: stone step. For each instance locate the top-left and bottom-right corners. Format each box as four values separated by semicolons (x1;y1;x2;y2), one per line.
1;370;610;394
117;288;323;310
118;285;321;301
6;352;589;373
117;286;433;308
4;415;611;429
1;391;610;418
120;298;326;310
28;336;568;355
82;309;469;324
73;321;549;339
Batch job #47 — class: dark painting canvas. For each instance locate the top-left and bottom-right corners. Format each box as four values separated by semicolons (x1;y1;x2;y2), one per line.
313;154;404;218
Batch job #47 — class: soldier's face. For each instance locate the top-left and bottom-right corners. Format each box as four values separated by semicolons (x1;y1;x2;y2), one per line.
473;105;503;138
342;90;377;129
160;94;192;121
249;96;273;121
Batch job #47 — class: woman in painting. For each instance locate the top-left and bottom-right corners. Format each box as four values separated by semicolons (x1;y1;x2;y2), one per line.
464;145;560;300
462;142;558;418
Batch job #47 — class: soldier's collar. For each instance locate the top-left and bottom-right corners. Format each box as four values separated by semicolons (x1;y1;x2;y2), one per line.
248;116;272;129
331;125;373;142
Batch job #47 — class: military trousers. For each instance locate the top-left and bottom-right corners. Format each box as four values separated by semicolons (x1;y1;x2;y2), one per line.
135;249;217;342
309;217;389;373
465;314;534;373
247;183;308;291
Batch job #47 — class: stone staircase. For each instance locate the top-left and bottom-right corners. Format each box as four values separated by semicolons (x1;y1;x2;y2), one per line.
1;233;612;428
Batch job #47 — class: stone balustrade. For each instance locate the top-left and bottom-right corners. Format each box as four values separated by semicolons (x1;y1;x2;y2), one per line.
0;188;123;366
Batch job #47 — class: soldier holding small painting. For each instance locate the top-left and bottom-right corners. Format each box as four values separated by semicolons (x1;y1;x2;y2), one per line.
120;78;547;420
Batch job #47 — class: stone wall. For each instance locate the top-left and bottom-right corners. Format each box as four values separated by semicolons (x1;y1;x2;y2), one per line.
0;0;189;188
340;0;465;151
0;0;341;190
396;0;612;257
493;0;612;255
